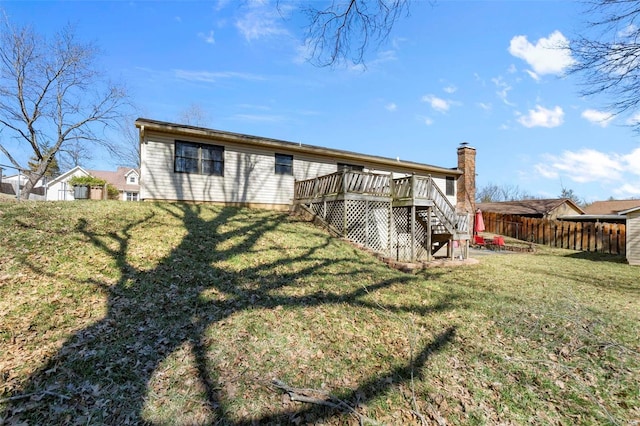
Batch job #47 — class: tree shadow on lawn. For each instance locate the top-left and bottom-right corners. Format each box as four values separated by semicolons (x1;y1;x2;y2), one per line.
563;251;628;264
2;204;457;424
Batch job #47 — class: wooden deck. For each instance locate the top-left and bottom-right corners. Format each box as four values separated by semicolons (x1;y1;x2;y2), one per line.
293;171;471;262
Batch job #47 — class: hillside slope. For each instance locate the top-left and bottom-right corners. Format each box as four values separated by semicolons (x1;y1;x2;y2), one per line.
1;201;638;425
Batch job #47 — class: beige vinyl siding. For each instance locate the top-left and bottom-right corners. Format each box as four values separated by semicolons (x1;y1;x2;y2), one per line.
141;132;337;205
626;210;640;266
140;129;458;207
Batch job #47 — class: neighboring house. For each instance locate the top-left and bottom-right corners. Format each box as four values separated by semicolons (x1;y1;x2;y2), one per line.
621;206;640;266
88;167;140;201
45;166;140;201
135;118;473;211
477;198;585;220
584;199;640;214
554;199;640;224
1;172;46;200
45;166;91;201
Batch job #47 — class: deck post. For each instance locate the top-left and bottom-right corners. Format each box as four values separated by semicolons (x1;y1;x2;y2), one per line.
389;172;395;198
342;172;348;237
410;174;416;262
427;206;432;262
365;200;370;247
387;201;392;257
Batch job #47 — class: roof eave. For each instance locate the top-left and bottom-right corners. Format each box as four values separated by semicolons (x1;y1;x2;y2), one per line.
135;118;462;176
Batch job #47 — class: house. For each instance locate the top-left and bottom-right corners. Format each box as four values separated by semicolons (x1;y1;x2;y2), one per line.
582;199;640;220
45;166;140;201
136;118;473;210
45;166;91;201
135;118;477;262
621;206;640;266
477;198;585;220
88;167;140;201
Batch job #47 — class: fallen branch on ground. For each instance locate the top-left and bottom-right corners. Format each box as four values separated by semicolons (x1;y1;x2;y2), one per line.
271;378;382;425
0;390;71;404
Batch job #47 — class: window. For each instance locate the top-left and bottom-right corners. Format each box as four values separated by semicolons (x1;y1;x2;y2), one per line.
175;141;224;176
126;192;139;201
128;176;136;183
446;176;455;196
337;162;364;172
275;153;293;175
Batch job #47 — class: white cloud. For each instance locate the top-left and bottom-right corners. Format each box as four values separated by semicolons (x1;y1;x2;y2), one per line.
622;147;640;175
535;148;631;184
232;113;285;123
507;64;517;74
422;94;452;113
626;112;640;125
174;70;265;83
534;164;558;179
478;102;492;111
581;109;614;127
443;85;457;94
517;105;564;128
524;69;540;81
235;1;289;41
385;102;397;112
417;115;433;126
508;31;575;78
198;30;215;44
614;182;640;197
492;76;514;106
617;24;637;39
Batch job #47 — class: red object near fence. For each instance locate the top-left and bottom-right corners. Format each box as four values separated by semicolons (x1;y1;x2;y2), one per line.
474;209;485;235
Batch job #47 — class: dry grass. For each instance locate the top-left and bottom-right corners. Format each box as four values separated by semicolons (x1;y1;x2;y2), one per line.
0;201;638;425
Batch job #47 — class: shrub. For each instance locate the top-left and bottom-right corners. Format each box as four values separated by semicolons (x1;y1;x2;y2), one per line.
68;176;107;187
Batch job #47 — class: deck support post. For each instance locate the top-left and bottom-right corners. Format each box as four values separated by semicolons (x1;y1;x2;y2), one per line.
410;174;416;262
342;172;348;237
427;206;432;262
365;200;369;247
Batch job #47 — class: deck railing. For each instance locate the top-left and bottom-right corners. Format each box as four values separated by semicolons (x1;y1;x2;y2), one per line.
294;171;469;235
294;170;391;200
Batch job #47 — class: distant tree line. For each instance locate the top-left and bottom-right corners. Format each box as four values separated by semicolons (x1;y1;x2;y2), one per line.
476;183;586;207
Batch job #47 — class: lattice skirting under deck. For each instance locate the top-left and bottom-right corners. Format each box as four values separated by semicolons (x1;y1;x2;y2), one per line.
304;200;437;262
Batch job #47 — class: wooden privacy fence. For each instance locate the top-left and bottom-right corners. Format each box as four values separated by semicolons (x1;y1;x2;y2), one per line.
482;212;626;255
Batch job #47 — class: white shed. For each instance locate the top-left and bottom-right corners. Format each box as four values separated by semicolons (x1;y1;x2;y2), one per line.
45;166;91;201
621;206;640;266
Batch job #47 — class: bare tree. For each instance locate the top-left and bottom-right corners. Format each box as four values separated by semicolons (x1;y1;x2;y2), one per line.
476;182;537;203
559;186;584;207
111;114;141;169
303;0;410;67
58;139;93;170
0;16;128;198
177;103;211;127
570;0;640;128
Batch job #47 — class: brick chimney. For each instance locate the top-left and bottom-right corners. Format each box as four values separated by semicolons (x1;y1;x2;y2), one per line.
456;142;476;215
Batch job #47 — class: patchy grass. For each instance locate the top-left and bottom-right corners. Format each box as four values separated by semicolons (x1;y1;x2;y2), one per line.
0;201;638;425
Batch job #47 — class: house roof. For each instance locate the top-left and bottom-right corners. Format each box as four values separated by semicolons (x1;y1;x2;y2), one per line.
46;166;90;186
477;198;585;216
583;199;640;215
619;206;640;215
87;167;140;192
135;118;463;176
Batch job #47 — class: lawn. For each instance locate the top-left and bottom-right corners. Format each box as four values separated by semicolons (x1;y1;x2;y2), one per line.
0;201;638;425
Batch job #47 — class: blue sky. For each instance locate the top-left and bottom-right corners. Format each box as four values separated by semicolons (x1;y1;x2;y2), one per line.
2;0;640;202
